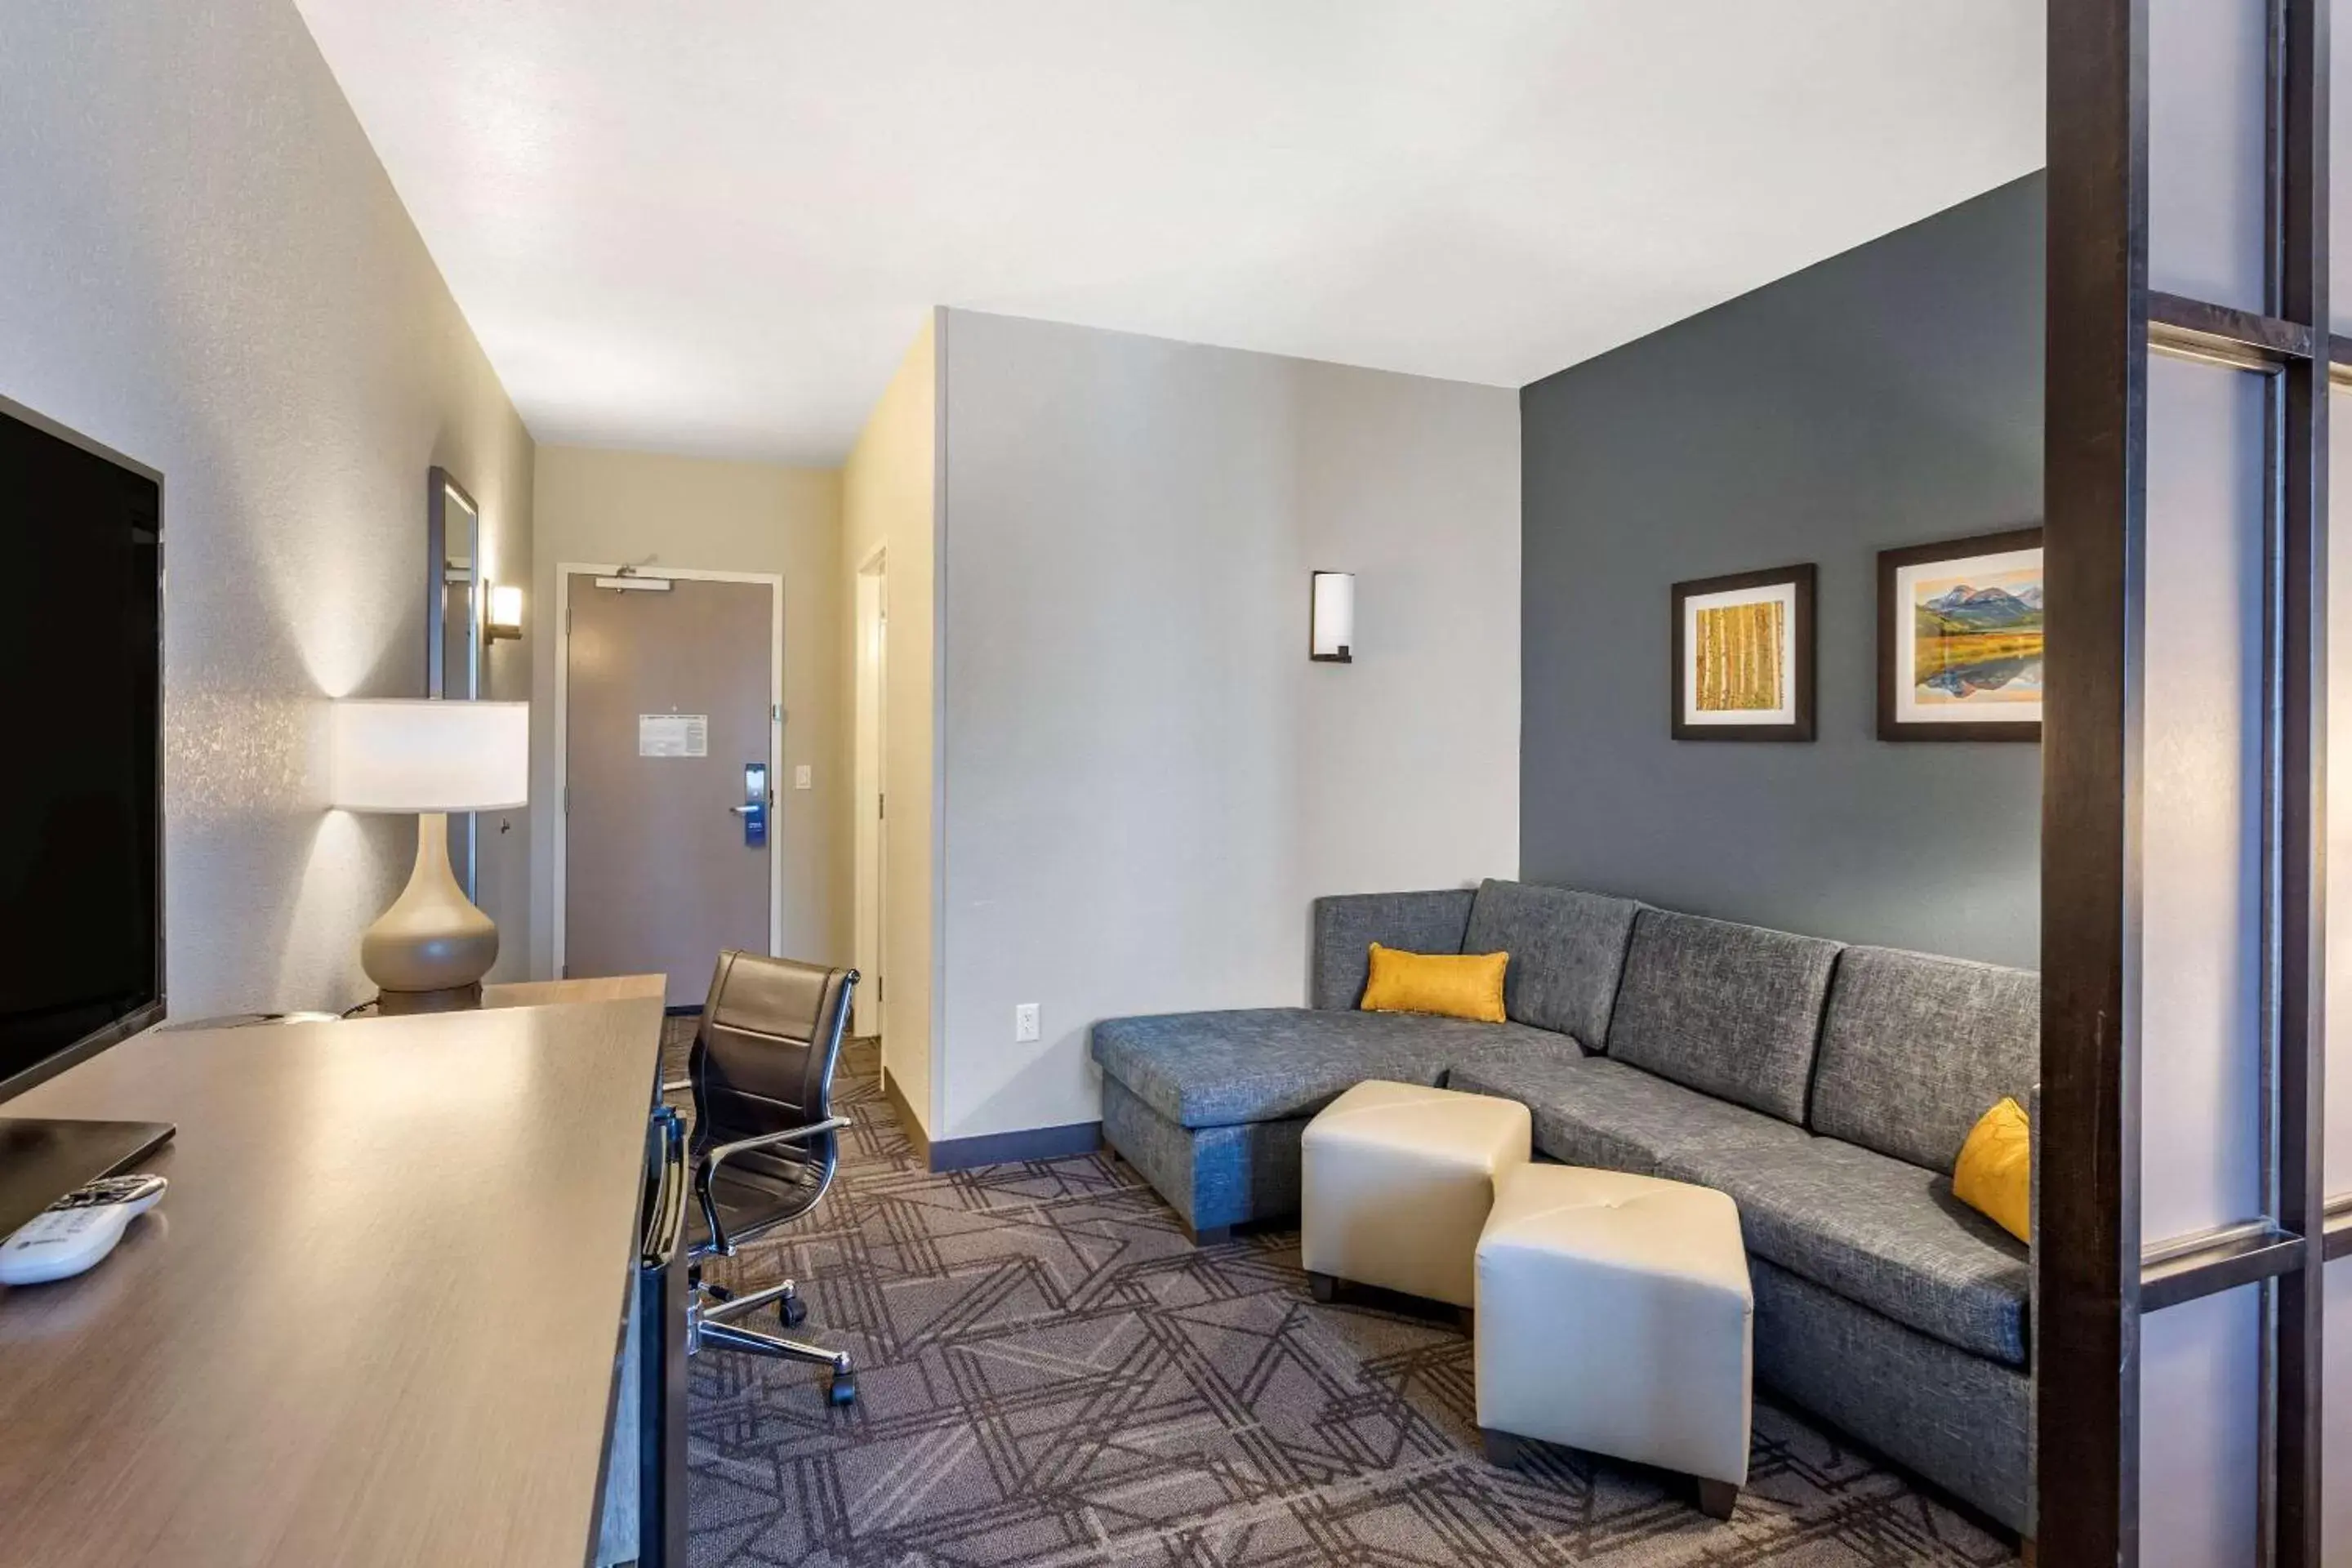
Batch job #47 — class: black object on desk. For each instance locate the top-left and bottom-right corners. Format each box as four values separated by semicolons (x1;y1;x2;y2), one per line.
0;1118;176;1239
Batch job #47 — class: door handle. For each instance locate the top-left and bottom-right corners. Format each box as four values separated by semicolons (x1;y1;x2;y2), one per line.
728;804;755;815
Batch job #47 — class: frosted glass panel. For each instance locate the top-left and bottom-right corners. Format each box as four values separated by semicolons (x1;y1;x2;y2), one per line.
2149;0;2269;311
2328;1261;2352;1555
2140;1286;2264;1567
2331;406;2352;1196
2140;357;2266;1243
2334;11;2352;333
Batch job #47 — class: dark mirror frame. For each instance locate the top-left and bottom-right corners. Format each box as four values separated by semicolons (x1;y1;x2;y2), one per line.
425;466;482;899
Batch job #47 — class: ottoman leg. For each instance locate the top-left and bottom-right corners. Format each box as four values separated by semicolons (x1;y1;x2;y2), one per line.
1481;1428;1526;1468
1307;1271;1338;1303
1186;1223;1232;1247
1695;1477;1740;1521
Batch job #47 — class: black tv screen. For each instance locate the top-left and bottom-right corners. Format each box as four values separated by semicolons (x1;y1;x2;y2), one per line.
0;398;163;1095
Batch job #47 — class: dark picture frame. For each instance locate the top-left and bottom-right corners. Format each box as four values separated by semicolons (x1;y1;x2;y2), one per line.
1877;526;2043;742
1669;563;1815;742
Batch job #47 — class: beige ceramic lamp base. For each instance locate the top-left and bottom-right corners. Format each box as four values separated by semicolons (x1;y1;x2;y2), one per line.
362;811;497;1014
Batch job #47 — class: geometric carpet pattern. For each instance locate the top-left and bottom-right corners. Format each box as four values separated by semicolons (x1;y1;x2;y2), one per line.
676;1031;2018;1567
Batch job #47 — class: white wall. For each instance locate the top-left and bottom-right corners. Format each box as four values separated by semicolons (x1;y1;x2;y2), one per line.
934;309;1520;1142
840;318;942;1129
0;0;533;1016
529;445;846;978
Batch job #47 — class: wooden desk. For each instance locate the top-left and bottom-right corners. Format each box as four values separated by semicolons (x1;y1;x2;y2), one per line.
0;987;669;1568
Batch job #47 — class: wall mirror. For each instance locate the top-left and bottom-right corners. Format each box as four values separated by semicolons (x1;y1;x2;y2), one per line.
425;467;483;899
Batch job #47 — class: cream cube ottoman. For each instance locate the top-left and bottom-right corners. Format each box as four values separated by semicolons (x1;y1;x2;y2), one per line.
1301;1080;1531;1311
1476;1164;1753;1520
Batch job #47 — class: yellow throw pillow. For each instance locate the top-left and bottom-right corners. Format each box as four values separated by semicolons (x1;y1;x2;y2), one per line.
1953;1097;2031;1245
1358;942;1508;1024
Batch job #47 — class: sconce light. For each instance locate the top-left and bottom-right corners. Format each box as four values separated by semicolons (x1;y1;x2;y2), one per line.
1309;571;1354;663
485;582;524;643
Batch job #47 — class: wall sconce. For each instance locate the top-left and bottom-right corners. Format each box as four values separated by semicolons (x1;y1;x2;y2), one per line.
485;582;524;643
1309;571;1354;663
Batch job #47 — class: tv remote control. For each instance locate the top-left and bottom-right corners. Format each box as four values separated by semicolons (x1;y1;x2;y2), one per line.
0;1174;167;1285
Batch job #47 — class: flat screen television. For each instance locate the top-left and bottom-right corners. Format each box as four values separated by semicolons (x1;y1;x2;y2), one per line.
0;394;163;1102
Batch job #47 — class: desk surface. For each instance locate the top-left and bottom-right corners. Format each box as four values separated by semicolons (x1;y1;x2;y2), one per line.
0;985;667;1568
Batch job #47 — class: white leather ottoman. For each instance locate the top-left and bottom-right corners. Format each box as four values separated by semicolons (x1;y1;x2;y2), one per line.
1301;1080;1531;1311
1476;1164;1753;1520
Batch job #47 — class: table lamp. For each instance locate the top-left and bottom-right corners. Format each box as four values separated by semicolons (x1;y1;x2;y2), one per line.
330;698;529;1013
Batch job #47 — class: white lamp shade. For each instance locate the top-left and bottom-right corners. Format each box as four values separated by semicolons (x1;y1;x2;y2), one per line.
1310;571;1356;660
330;699;529;813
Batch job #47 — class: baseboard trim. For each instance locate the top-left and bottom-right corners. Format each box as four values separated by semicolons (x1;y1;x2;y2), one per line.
880;1065;931;1164
926;1120;1103;1173
876;1064;1101;1171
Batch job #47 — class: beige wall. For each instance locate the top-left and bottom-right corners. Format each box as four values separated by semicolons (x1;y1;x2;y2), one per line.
840;317;941;1131
934;310;1521;1142
0;0;533;1015
529;445;846;982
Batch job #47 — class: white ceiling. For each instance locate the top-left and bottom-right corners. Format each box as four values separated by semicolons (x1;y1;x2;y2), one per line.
295;1;2044;467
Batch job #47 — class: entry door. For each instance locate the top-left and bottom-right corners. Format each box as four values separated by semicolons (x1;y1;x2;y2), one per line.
566;575;775;1006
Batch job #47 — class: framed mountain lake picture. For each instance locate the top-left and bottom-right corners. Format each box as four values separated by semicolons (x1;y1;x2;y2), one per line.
1878;527;2043;742
1670;563;1815;742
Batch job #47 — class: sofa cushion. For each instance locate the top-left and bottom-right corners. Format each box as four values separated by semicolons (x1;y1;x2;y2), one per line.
1446;1053;1806;1177
1660;1137;2030;1365
1310;890;1477;1009
1460;880;1640;1046
1811;947;2039;1174
1603;908;1842;1125
1089;1008;1569;1129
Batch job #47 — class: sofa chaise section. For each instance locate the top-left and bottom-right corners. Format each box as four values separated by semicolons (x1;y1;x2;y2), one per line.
1092;1002;1571;1244
1094;885;1637;1241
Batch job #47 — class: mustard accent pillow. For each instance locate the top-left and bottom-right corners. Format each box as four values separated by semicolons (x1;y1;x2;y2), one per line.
1358;942;1509;1024
1953;1097;2031;1245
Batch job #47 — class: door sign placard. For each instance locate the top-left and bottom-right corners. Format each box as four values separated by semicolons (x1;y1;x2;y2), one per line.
638;713;709;758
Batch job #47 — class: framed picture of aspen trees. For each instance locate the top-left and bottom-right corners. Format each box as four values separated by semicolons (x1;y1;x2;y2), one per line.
1670;563;1816;742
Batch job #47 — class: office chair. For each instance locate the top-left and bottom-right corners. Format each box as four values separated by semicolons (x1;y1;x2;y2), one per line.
675;950;860;1406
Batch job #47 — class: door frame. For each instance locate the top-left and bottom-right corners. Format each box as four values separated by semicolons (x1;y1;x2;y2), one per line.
552;563;786;985
852;546;887;1036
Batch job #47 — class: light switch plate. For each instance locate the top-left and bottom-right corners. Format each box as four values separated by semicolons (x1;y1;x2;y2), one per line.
1014;1002;1040;1043
793;764;813;790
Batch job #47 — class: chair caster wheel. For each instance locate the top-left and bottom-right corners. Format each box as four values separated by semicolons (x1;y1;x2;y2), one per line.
827;1371;857;1406
780;1294;807;1329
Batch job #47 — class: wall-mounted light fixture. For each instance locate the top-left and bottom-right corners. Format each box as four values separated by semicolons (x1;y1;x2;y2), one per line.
485;582;524;643
1309;571;1355;663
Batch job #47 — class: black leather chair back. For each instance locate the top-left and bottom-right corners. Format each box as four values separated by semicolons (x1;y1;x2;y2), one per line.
688;952;856;1200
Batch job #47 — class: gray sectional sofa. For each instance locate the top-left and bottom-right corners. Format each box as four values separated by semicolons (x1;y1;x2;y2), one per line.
1089;879;2038;1533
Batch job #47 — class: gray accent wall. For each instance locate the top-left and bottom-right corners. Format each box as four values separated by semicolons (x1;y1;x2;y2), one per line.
1520;174;2043;967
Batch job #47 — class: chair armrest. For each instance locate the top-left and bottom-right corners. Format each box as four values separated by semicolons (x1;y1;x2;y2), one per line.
694;1116;853;1254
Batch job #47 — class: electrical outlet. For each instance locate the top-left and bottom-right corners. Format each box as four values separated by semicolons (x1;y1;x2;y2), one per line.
1014;1002;1040;1043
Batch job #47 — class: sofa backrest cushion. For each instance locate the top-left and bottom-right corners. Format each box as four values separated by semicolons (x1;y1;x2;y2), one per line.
1310;889;1476;1009
1604;908;1842;1125
1461;880;1639;1047
1811;947;2039;1174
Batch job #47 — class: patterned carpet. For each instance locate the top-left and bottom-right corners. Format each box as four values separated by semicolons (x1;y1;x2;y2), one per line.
672;1028;2016;1567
